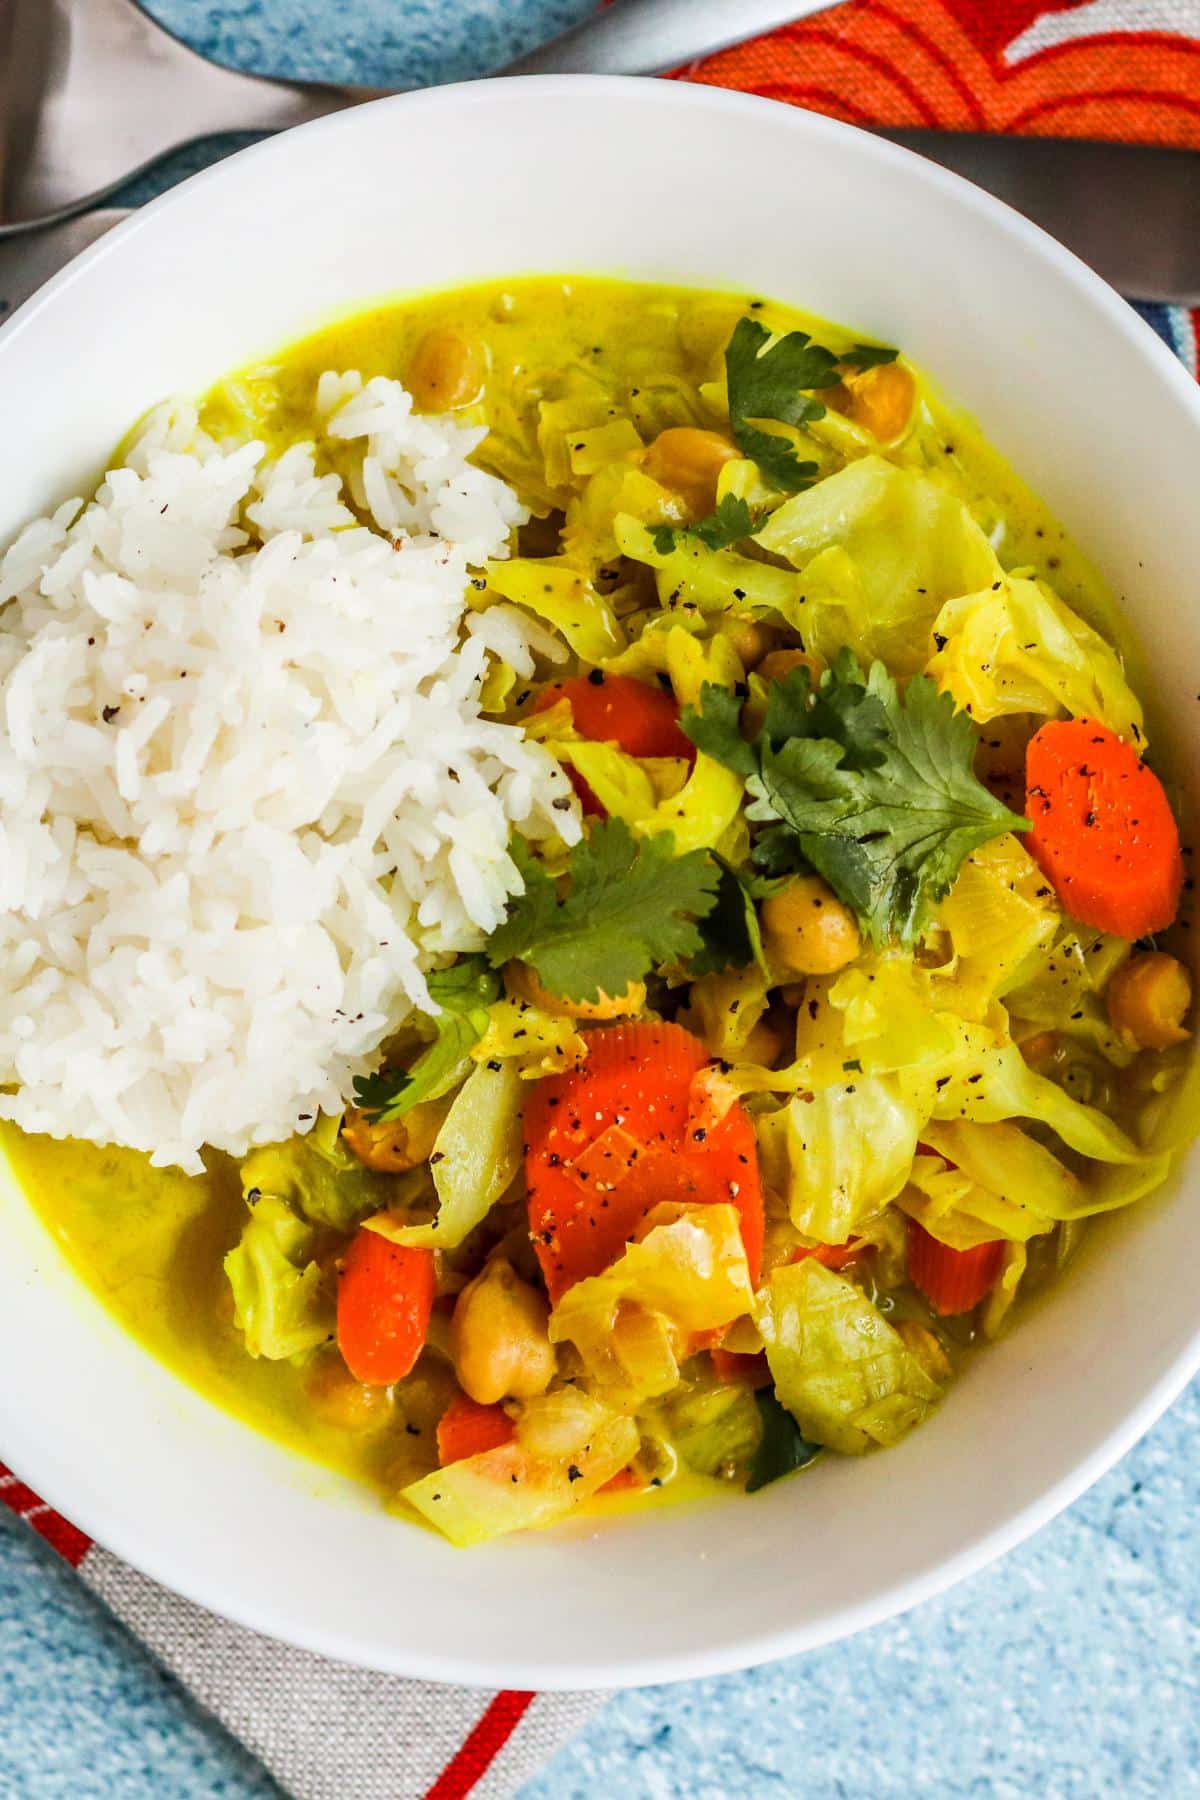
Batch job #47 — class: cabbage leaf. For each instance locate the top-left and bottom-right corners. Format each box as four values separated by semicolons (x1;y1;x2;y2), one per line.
240;1134;386;1233
756;1075;922;1244
753;458;997;673
935;835;1060;1010
486;556;625;662
224;1196;334;1362
470;997;586;1080
549;1203;753;1404
927;571;1144;741
758;1259;940;1454
364;1059;523;1250
401;1389;639;1546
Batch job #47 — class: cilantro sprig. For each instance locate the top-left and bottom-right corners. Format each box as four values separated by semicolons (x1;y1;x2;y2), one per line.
683;650;1028;947
352;958;500;1122
486;818;721;1002
650;494;762;557
724;317;898;493
746;1390;821;1493
688;855;781;979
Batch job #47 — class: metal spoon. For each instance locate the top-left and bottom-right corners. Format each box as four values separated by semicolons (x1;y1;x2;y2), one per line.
0;0;831;234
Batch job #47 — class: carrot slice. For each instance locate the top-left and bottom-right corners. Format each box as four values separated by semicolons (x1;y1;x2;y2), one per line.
436;1394;515;1465
791;1240;866;1272
1024;718;1183;940
525;1021;764;1302
598;1466;642;1494
565;765;604;817
907;1218;1003;1317
534;673;694;761
336;1231;436;1385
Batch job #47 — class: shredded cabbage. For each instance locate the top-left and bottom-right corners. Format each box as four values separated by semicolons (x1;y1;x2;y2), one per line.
899;1151;1054;1250
239;1135;386;1233
756;1076;922;1244
224;1196;333;1362
401;1389;639;1547
656;1375;764;1480
1005;925;1133;1067
935;835;1060;1010
470;997;586;1079
604;620;743;707
549;1203;753;1404
614;514;809;619
364;1060;522;1250
486;556;625;661
753;457;997;673
927;570;1144;740
980;1242;1028;1337
758;1259;940;1454
684;965;772;1059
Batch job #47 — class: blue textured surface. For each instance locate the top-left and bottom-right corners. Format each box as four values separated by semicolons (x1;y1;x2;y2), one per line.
3;4;1200;1797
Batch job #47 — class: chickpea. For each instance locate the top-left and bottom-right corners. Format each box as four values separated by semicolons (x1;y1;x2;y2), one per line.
1019;1029;1061;1075
450;1258;557;1405
756;647;824;689
506;959;645;1022
841;362;915;443
895;1319;952;1383
643;427;739;519
406;327;485;412
342;1098;445;1173
740;1011;787;1067
761;875;861;977
1107;952;1192;1051
722;616;775;671
306;1356;393;1430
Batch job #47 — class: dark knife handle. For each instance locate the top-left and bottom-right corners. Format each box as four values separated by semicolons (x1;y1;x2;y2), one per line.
880;131;1200;304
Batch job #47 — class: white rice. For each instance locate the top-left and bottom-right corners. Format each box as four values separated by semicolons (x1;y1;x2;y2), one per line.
0;374;578;1173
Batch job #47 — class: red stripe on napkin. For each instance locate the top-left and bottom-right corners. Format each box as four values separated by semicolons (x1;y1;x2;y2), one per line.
0;1464;92;1567
2;1458;536;1799
423;1690;538;1800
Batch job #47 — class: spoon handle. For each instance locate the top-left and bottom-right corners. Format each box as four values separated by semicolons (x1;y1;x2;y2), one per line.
239;0;838;125
502;0;836;78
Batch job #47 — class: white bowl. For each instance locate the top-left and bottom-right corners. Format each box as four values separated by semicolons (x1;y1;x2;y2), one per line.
1;77;1198;1689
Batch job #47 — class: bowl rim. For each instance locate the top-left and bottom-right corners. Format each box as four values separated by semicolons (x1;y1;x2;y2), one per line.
3;71;1200;1690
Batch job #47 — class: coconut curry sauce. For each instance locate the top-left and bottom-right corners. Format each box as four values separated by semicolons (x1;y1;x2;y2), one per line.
4;277;1180;1531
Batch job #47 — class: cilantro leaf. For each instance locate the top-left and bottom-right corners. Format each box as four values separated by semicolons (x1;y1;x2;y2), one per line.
352;957;500;1122
746;1389;821;1492
679;681;757;778
725;317;840;492
688;855;779;979
487;818;721;1003
840;342;900;371
651;494;761;557
688;494;758;551
683;649;1029;947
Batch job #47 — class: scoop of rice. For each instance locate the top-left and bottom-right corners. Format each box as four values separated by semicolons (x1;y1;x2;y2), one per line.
0;375;578;1173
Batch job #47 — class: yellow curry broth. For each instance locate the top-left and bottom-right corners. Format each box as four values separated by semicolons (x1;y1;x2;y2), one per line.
1;1126;452;1492
4;275;1136;1500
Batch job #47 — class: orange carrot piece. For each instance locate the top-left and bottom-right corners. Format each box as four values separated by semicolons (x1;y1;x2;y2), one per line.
336;1231;436;1386
907;1218;1003;1317
436;1395;515;1466
791;1239;866;1272
533;673;694;761
598;1466;642;1494
525;1021;764;1302
1024;718;1183;940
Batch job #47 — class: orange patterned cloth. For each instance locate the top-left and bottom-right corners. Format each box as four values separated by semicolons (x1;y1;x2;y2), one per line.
681;1;1200;147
